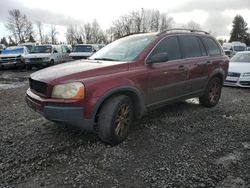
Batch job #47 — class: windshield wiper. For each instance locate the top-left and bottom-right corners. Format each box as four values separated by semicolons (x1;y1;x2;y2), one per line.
92;58;120;61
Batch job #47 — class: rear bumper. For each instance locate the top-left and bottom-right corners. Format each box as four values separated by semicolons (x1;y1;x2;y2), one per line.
25;88;94;131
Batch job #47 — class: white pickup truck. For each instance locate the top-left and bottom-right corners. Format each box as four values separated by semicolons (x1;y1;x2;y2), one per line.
69;44;100;60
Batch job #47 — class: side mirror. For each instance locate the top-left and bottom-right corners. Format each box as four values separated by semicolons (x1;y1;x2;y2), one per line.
53;49;58;53
67;49;71;53
93;49;97;53
147;52;169;64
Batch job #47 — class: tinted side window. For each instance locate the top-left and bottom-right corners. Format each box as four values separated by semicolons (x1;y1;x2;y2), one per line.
179;35;202;58
198;38;207;56
202;37;221;56
150;36;181;61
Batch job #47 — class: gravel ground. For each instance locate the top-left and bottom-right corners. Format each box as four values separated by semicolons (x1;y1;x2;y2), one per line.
0;70;250;188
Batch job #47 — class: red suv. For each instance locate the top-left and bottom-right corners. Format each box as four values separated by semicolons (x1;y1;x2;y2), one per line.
26;29;229;145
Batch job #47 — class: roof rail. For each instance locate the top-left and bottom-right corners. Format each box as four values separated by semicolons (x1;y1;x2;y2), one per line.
157;28;209;36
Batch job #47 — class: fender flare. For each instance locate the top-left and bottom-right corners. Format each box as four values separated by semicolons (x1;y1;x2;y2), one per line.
91;86;146;120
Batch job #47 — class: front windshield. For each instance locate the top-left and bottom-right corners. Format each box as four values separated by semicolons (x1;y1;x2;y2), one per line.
2;48;24;55
231;53;250;63
22;45;33;52
234;46;246;52
30;46;52;53
73;45;92;52
89;34;157;61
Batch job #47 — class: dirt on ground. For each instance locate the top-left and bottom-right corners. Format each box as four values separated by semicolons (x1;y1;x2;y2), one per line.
0;70;250;188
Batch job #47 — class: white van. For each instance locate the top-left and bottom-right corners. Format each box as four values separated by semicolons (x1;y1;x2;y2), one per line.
18;42;37;53
69;44;99;60
25;45;70;70
223;42;246;56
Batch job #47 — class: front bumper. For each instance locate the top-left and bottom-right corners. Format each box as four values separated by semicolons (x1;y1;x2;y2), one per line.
0;61;24;68
25;88;94;131
25;61;50;67
224;76;250;88
70;56;88;60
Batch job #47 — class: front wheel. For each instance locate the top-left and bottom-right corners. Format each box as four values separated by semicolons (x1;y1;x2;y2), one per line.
199;77;222;107
49;60;55;66
97;95;134;145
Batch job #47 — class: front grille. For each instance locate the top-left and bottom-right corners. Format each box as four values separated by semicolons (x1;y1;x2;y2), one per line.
0;57;20;62
29;78;48;96
225;80;237;83
239;81;250;86
72;56;87;60
227;72;241;77
30;58;43;62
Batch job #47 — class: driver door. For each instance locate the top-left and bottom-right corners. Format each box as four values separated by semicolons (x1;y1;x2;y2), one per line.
147;36;188;105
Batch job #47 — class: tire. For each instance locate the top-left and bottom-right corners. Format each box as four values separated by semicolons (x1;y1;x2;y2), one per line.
50;60;55;66
97;95;134;145
199;77;222;107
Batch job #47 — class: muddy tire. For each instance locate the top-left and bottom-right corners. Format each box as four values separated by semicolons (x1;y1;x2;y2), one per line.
97;95;134;145
199;77;222;107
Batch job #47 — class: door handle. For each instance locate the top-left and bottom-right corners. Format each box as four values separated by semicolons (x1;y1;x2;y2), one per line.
195;61;212;66
178;65;187;71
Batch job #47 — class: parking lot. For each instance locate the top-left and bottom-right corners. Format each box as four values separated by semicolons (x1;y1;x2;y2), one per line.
0;70;250;188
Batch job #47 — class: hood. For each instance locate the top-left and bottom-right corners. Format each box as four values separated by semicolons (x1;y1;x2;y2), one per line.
26;53;51;58
69;52;93;56
0;54;23;58
31;60;128;83
228;62;250;73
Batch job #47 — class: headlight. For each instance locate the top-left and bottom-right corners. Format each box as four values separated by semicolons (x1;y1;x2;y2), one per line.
52;82;84;99
43;57;50;61
243;72;250;77
20;56;25;62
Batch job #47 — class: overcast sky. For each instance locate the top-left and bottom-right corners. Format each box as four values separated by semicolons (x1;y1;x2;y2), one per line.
0;0;250;41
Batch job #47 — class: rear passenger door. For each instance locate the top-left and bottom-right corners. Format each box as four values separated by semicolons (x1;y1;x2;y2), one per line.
147;36;188;105
179;35;209;93
200;36;224;87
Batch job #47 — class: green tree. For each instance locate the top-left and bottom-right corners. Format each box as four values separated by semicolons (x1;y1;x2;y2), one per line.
27;34;36;43
229;15;249;44
217;39;224;45
0;37;8;46
8;36;16;46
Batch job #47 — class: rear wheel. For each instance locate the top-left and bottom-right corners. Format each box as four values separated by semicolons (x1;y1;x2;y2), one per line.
199;77;222;107
97;95;134;145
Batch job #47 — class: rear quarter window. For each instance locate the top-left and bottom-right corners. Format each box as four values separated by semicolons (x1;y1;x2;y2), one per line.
201;37;221;56
179;35;203;58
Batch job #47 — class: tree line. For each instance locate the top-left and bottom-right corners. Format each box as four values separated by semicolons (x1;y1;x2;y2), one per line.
0;9;250;47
